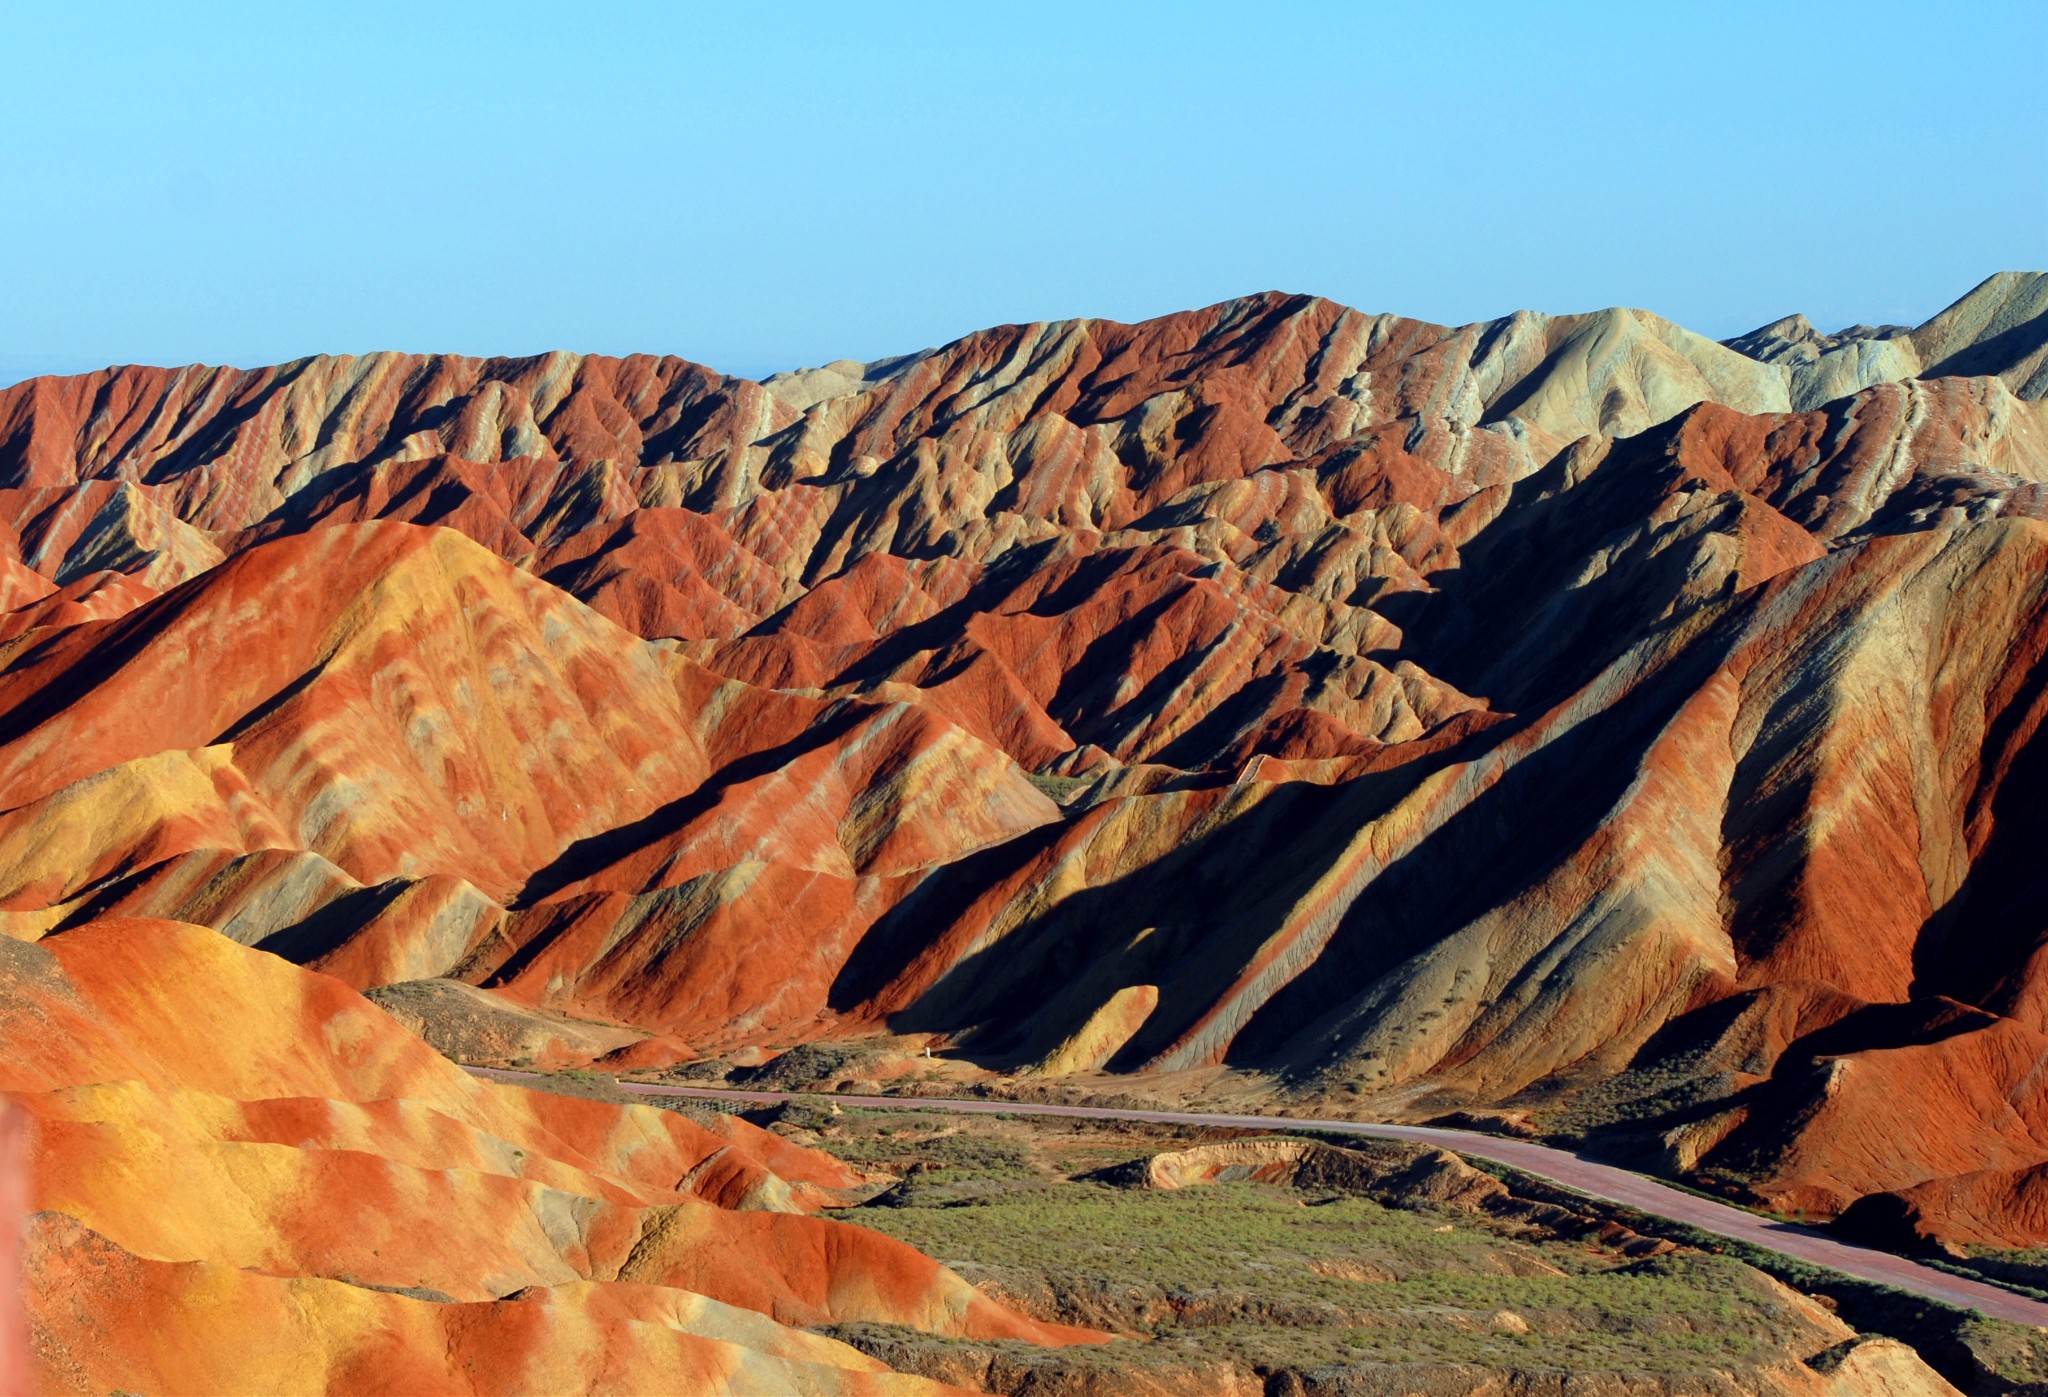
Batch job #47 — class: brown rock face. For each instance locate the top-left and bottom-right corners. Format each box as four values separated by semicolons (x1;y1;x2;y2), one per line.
3;272;2048;1274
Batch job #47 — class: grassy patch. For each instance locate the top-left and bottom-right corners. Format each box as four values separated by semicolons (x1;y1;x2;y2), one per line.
1023;773;1093;803
812;1113;1845;1376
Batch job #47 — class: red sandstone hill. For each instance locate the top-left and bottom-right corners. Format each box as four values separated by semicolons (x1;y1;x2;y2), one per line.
4;270;2048;1338
2;919;1096;1393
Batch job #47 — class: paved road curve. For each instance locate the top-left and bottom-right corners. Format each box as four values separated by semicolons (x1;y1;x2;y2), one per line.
468;1068;2048;1329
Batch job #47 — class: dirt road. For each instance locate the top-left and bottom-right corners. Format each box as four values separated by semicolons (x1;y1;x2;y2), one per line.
469;1068;2048;1329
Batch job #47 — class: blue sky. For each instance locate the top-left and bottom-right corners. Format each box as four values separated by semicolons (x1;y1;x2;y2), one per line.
2;2;2043;383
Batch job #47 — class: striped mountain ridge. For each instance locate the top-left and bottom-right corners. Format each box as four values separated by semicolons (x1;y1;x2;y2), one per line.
0;271;2046;1385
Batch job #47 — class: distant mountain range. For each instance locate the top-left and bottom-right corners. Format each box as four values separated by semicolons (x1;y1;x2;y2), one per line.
4;268;2048;1300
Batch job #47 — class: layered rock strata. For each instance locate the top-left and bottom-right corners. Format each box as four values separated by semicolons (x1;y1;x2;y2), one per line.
4;271;2048;1260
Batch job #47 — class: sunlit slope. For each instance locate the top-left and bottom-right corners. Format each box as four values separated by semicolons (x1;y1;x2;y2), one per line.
1;918;1095;1392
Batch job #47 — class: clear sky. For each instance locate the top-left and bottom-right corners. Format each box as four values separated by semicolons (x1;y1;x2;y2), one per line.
2;2;2043;384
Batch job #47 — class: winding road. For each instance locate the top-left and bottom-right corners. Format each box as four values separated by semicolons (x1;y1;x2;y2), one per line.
469;1069;2048;1329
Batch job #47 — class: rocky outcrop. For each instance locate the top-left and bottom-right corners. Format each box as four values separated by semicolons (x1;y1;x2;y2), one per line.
1801;1338;1964;1397
365;977;647;1069
1724;271;2048;409
1024;985;1159;1076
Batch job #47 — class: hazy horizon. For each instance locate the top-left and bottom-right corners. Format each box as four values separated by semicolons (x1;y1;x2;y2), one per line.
1;269;2039;393
3;2;2042;387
